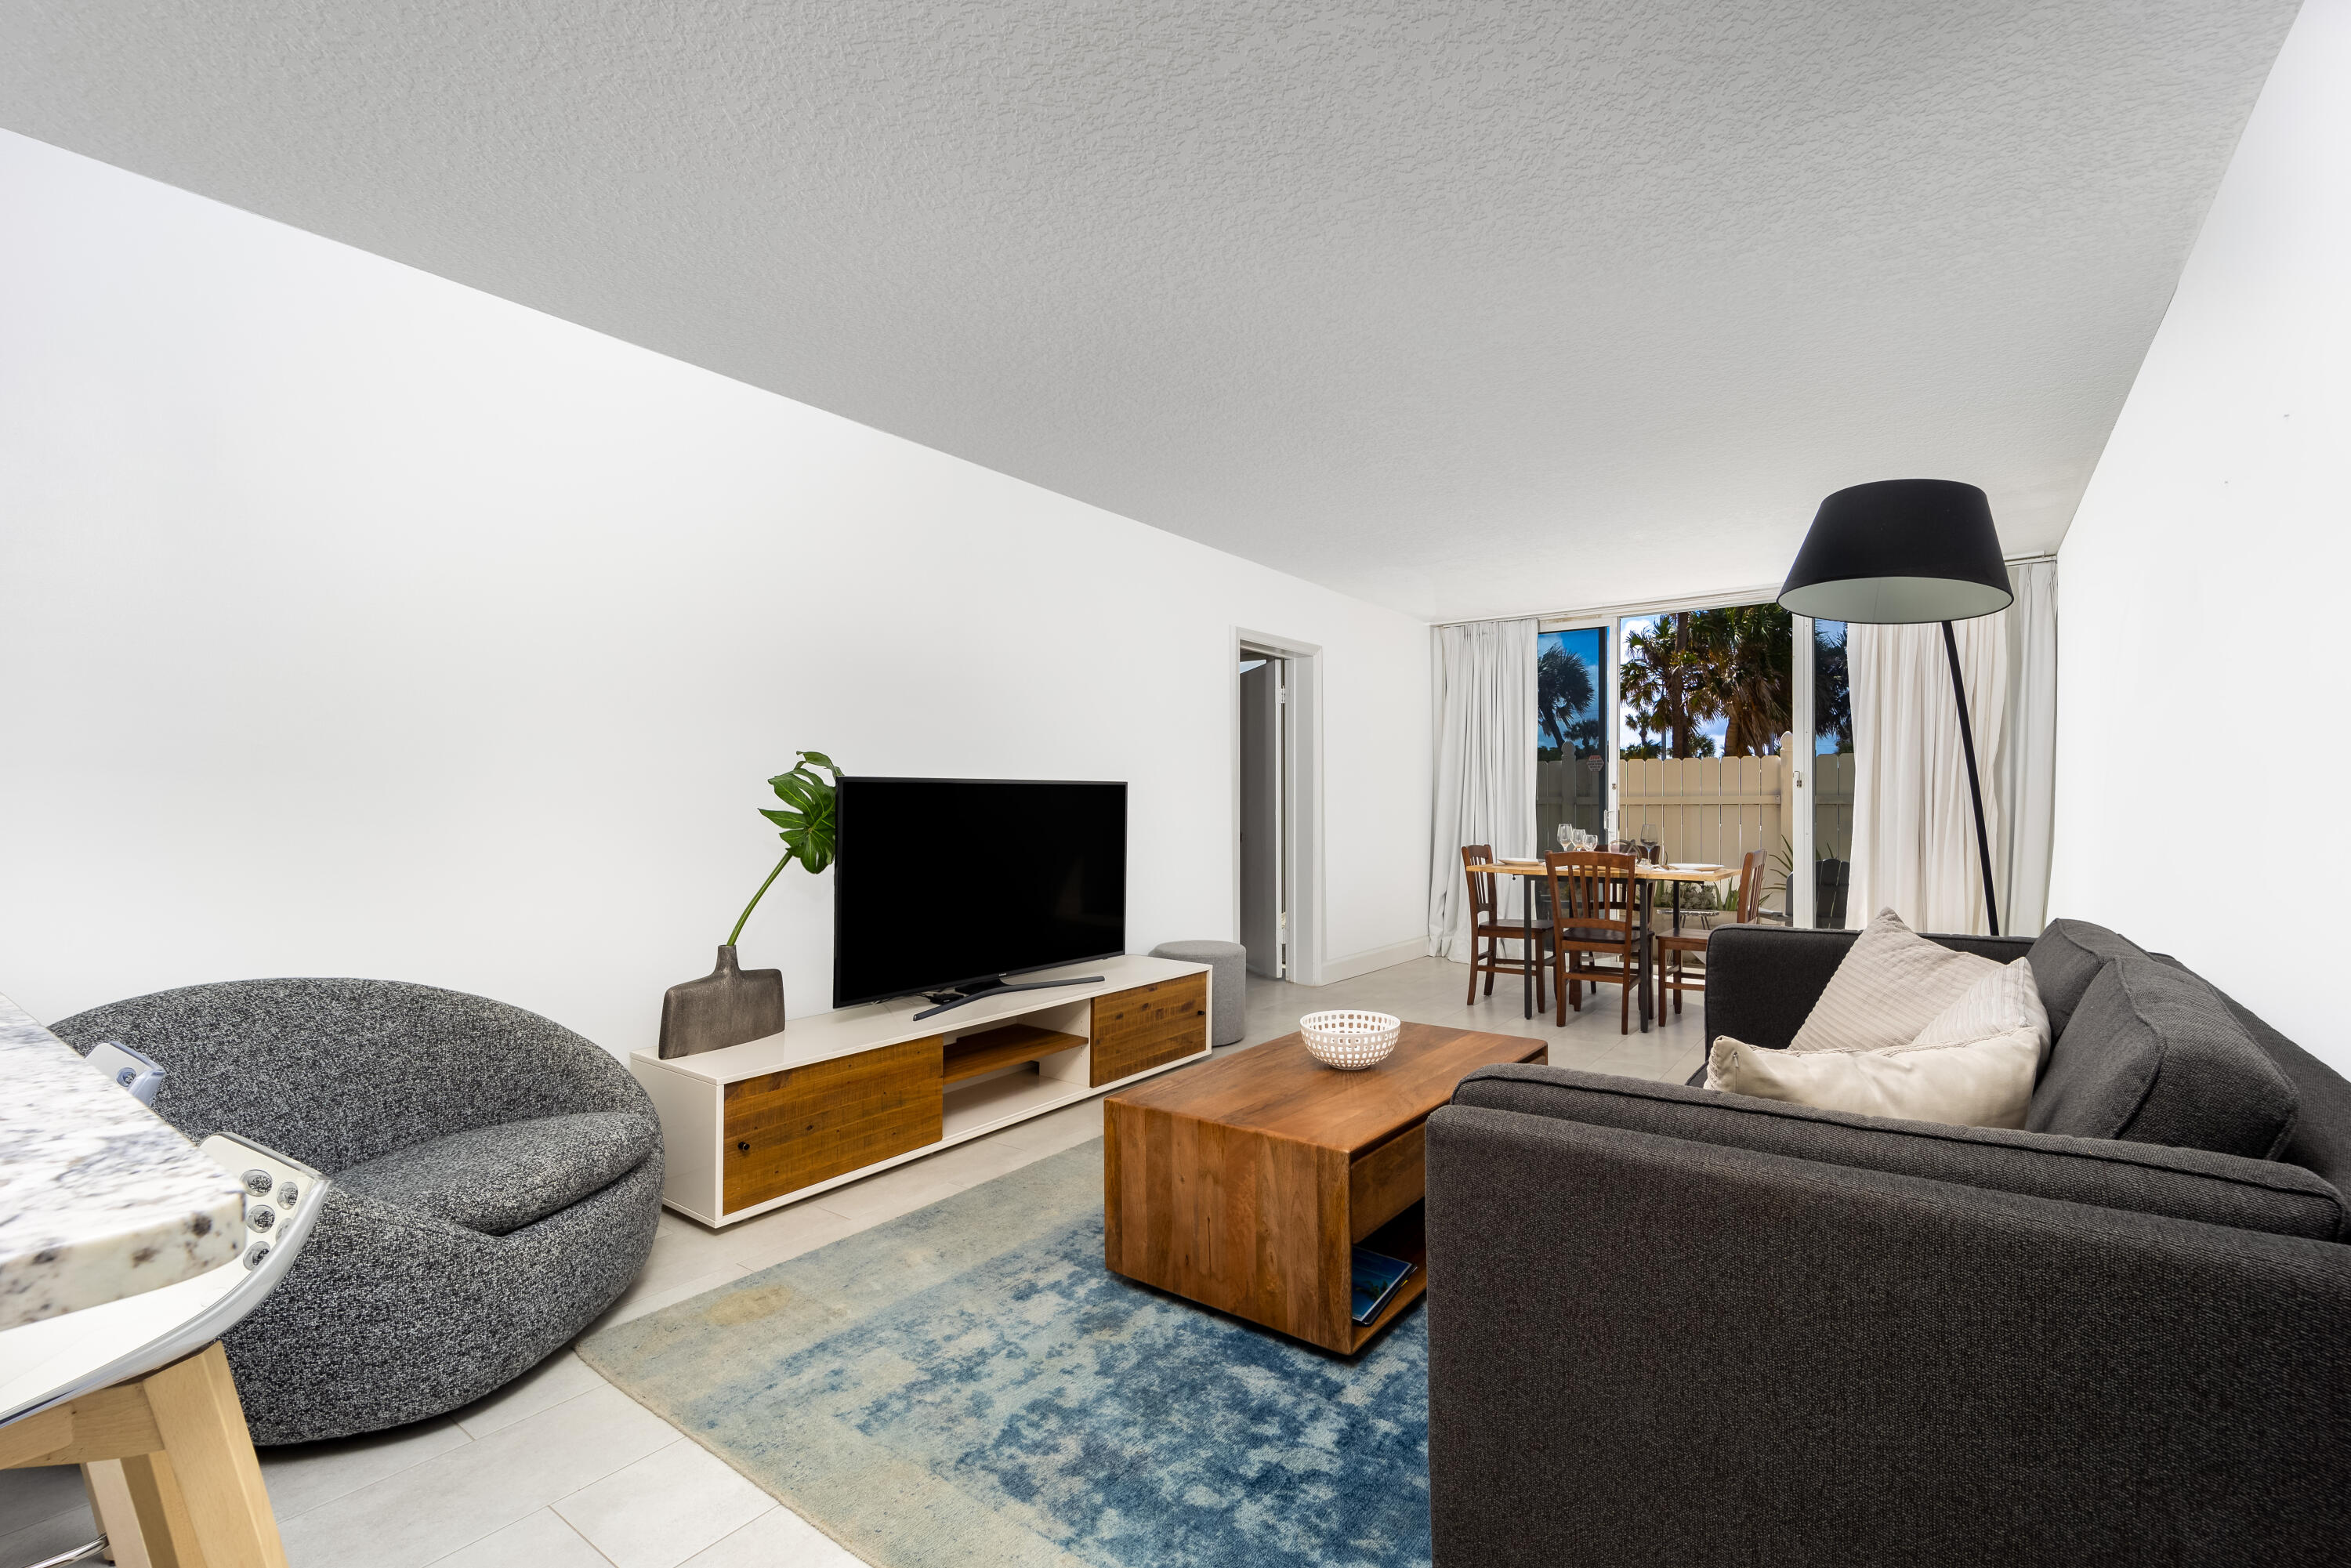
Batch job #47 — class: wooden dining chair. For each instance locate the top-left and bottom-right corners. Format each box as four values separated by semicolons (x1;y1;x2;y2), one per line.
1655;848;1769;1022
1462;844;1550;1010
1542;849;1642;1034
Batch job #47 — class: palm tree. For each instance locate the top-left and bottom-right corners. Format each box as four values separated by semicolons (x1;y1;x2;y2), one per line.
1538;644;1596;756
1813;621;1853;751
1696;604;1792;755
1619;607;1795;759
1620;614;1725;759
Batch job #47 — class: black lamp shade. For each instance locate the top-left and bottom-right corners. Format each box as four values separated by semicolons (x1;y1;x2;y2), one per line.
1779;479;2013;624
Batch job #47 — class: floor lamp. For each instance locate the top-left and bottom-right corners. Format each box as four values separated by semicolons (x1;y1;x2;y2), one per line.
1779;479;2013;935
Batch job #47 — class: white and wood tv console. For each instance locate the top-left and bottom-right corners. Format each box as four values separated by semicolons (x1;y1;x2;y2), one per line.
629;954;1212;1226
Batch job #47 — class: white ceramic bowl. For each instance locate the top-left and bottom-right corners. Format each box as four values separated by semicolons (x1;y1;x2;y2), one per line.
1299;1009;1401;1070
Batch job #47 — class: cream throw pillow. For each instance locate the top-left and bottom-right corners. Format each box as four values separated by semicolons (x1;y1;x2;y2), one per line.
1787;907;2000;1053
1708;960;2050;1129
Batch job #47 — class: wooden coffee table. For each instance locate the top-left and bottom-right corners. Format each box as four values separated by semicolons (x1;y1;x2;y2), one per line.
1102;1022;1547;1354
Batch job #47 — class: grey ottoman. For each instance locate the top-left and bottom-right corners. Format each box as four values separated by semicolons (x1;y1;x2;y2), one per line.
1150;940;1247;1046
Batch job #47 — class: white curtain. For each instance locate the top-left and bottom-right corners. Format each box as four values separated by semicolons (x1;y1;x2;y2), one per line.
1428;618;1538;961
1999;560;2059;934
1848;615;2008;933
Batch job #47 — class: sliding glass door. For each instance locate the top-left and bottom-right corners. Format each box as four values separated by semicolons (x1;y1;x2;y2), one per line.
1534;603;1843;924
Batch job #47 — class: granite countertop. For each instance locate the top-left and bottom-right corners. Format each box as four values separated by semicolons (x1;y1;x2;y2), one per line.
0;991;245;1330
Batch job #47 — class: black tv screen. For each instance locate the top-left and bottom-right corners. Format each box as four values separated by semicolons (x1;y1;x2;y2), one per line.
832;777;1128;1008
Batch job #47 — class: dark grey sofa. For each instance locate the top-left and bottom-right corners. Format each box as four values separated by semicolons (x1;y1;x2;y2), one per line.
53;978;662;1445
1426;920;2351;1566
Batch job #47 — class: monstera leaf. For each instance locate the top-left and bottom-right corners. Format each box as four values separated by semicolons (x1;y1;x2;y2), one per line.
758;751;840;874
726;750;842;946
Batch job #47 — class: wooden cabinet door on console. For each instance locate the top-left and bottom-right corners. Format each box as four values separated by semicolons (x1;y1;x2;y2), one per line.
1090;974;1208;1086
723;1036;944;1212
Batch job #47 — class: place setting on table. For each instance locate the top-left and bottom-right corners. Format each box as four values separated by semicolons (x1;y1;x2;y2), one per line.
1468;823;1740;1030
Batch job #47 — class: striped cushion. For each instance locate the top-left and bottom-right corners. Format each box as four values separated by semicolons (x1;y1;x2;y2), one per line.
1708;958;2052;1129
1787;907;2001;1054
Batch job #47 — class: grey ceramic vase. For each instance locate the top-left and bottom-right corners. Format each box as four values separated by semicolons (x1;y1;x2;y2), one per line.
658;944;786;1059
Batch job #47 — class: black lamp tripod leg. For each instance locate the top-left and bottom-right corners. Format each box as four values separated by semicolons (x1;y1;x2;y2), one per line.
1940;620;2001;937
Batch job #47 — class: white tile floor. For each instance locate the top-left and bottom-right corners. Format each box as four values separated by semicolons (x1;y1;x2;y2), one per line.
0;955;1705;1568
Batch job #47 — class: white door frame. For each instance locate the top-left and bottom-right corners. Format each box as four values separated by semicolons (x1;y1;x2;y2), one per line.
1790;617;1817;927
1233;628;1325;985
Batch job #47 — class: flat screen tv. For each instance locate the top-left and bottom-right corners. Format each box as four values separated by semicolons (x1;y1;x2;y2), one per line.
831;777;1128;1012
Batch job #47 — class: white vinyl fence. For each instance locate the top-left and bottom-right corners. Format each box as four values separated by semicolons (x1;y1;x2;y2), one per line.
1534;749;1858;913
1813;751;1854;864
1617;754;1785;869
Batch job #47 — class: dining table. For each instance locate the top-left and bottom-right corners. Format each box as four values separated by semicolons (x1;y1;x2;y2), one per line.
1466;859;1740;1031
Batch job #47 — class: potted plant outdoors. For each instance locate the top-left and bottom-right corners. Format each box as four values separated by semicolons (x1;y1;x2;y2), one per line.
658;751;841;1059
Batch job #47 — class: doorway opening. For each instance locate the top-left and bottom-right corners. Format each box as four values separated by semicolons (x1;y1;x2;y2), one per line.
1237;647;1288;978
1233;628;1322;987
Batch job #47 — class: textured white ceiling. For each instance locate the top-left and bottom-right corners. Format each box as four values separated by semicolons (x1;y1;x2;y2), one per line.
0;2;2298;621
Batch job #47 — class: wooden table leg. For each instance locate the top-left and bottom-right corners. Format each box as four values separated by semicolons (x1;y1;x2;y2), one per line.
1666;880;1685;1024
1637;882;1654;1032
140;1343;286;1568
83;1461;139;1567
1520;879;1534;1019
7;1343;284;1568
82;1453;197;1568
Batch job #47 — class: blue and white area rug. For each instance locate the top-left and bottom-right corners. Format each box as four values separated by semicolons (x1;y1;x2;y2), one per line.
578;1141;1430;1568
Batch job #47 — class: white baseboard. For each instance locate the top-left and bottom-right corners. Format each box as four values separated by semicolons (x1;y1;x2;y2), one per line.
1299;938;1429;987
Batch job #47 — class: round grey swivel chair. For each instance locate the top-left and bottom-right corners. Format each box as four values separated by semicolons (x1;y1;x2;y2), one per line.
51;978;662;1445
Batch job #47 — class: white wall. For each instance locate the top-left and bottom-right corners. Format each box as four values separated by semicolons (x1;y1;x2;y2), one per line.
2050;1;2351;1071
0;132;1433;1057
